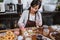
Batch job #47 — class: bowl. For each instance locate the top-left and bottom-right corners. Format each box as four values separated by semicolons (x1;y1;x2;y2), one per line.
44;4;56;12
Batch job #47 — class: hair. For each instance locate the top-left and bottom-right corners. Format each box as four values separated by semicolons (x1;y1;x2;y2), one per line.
28;0;41;10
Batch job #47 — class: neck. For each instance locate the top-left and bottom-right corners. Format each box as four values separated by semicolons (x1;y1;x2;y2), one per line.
30;10;35;15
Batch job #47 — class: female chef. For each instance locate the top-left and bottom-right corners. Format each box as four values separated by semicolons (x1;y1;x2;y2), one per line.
18;0;42;31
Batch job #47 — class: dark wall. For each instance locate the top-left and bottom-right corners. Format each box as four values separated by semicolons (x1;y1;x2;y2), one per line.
53;12;60;25
41;11;60;25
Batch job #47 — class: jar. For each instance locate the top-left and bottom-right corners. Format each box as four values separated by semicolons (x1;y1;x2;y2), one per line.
43;29;49;36
43;25;49;36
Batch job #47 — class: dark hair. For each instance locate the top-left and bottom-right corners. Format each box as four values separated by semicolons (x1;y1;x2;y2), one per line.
28;0;41;10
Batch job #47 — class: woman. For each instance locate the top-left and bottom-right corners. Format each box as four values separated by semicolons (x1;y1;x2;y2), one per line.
21;0;43;12
18;0;42;31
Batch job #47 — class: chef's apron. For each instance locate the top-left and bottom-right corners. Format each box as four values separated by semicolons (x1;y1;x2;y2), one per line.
25;13;36;27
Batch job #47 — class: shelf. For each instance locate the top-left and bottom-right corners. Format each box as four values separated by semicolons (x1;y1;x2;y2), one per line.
0;11;17;15
6;11;17;14
0;28;18;33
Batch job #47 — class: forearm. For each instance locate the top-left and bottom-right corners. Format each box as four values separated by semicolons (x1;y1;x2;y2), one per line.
39;21;42;26
36;20;42;27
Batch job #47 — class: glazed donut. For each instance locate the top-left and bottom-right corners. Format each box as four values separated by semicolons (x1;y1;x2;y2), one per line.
0;31;16;40
4;31;15;40
5;36;14;40
0;36;5;40
6;31;13;34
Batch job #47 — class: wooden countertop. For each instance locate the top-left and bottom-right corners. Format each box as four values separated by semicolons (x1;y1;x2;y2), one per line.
0;28;19;33
0;27;59;40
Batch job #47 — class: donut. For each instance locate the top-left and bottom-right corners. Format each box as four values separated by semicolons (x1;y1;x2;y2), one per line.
4;31;15;40
0;31;16;40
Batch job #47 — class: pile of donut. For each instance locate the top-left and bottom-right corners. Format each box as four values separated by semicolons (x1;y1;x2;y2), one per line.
0;31;16;40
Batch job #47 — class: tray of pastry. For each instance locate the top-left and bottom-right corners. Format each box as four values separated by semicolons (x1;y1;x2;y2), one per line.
0;30;17;40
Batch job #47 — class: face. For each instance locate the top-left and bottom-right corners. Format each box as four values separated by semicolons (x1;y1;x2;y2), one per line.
31;5;39;13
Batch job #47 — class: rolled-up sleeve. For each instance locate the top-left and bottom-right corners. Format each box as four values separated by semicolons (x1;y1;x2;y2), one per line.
18;11;26;27
38;12;42;26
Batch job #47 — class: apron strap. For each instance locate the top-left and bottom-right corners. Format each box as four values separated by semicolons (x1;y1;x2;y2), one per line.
28;12;36;21
35;13;36;21
37;13;40;19
28;12;30;21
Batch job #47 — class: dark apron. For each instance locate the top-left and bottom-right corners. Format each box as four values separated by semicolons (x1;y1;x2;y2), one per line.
25;13;36;27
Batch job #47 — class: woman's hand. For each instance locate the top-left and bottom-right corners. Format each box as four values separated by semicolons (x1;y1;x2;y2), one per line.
20;27;26;31
19;27;27;36
36;20;42;27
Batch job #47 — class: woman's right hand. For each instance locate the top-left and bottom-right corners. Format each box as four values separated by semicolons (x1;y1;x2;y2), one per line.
19;26;26;36
20;27;26;31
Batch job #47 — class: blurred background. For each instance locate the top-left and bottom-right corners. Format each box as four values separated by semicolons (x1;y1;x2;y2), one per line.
0;0;60;29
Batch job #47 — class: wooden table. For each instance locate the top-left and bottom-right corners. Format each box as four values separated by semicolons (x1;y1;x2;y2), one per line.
0;27;59;40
